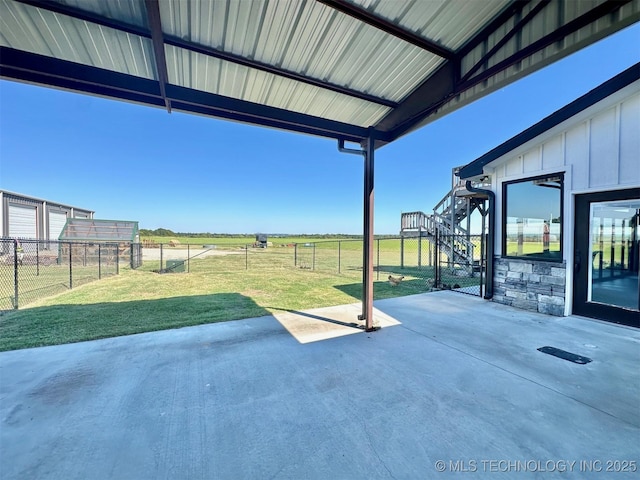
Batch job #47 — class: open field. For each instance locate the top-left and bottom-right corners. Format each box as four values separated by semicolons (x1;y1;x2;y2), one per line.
141;235;363;247
0;236;482;351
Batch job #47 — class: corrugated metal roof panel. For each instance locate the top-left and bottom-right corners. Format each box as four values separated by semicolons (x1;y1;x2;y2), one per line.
160;0;440;103
0;0;155;79
49;0;148;27
166;45;390;127
426;0;639;130
349;0;510;50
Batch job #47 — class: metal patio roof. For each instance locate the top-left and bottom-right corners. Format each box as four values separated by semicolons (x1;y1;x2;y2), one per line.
2;0;639;331
1;0;638;146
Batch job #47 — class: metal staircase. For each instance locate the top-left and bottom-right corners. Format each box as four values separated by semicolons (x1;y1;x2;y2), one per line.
400;168;489;269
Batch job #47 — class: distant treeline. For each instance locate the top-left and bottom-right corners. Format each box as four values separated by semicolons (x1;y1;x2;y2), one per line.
138;228;400;239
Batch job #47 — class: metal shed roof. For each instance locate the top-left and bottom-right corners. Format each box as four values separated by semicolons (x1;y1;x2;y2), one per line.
59;218;139;242
1;0;638;146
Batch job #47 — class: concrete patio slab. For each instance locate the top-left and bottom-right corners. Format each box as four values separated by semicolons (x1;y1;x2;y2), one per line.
1;291;638;479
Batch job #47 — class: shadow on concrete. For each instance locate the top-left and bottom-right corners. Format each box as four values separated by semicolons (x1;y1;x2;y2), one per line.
267;306;363;329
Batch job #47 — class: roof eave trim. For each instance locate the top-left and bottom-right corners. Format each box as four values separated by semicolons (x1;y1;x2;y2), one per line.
458;62;640;179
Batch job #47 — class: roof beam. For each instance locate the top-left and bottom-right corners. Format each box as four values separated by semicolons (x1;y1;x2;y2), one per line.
14;0;149;37
163;36;399;108
0;47;379;144
377;0;634;143
144;0;171;112
14;0;397;109
458;0;532;57
316;0;456;59
460;0;551;84
458;0;634;91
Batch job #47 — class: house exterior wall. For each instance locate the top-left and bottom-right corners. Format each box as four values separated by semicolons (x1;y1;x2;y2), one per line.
0;190;94;241
486;83;639;316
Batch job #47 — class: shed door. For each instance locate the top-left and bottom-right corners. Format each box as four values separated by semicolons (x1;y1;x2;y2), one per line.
49;211;67;241
8;204;37;238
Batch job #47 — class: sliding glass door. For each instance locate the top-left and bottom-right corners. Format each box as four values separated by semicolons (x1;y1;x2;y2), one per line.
574;189;639;327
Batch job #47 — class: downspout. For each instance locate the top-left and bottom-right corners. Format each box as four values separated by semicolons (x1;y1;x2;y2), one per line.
465;180;494;299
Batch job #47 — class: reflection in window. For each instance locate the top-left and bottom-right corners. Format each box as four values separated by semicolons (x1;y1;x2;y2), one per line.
503;174;563;260
589;200;640;310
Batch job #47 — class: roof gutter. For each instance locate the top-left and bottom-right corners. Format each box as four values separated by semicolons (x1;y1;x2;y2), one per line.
465;181;494;300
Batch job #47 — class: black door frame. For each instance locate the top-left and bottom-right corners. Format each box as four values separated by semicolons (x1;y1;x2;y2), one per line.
573;188;640;327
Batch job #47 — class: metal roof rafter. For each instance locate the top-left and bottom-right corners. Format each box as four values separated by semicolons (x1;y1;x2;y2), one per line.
316;0;456;59
457;0;633;91
0;46;379;143
380;0;635;143
460;0;551;84
163;36;399;108
14;0;397;109
144;0;171;112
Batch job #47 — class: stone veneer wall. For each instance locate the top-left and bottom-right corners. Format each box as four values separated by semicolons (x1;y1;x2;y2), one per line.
493;258;567;316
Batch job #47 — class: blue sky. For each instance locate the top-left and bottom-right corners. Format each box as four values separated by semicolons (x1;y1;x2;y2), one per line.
0;23;638;235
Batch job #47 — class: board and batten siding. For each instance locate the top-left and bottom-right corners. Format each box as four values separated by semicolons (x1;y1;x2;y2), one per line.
487;83;639;315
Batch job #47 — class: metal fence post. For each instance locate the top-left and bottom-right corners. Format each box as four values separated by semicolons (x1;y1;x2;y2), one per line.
294;243;297;267
245;244;248;270
84;243;87;267
434;230;439;287
338;241;341;273
130;243;134;269
418;234;422;267
116;243;120;274
69;242;73;289
400;237;404;269
13;239;18;309
312;243;316;270
160;243;163;272
98;244;102;279
36;241;40;276
376;238;380;280
480;232;485;298
187;244;190;273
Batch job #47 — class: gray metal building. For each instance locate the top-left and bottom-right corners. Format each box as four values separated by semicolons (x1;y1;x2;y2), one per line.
0;190;94;241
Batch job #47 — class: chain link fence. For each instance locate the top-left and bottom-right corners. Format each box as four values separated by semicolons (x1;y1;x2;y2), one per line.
0;238;142;310
140;235;487;297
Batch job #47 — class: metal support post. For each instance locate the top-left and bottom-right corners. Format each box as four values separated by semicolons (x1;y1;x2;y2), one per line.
362;135;376;331
376;239;380;281
400;237;404;268
418;234;422;267
313;243;316;270
337;136;376;331
338;241;341;273
116;244;119;274
98;244;102;279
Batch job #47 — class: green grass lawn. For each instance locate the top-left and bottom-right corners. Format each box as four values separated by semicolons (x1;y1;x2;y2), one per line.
0;237;481;352
0;258;434;352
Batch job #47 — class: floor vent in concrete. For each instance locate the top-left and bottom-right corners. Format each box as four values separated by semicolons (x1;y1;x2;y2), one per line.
537;346;592;364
